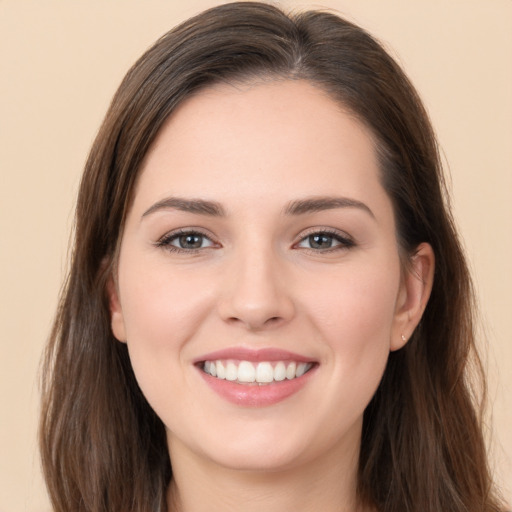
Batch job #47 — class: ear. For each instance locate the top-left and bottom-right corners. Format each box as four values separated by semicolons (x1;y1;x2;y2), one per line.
391;242;435;351
106;274;127;343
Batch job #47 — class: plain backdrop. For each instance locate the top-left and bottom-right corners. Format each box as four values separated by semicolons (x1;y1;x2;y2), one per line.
0;1;510;510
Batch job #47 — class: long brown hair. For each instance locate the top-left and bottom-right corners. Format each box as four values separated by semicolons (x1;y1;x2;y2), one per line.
40;2;504;511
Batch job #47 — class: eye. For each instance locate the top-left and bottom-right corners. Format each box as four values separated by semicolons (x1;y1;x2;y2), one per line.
296;230;354;251
156;230;216;252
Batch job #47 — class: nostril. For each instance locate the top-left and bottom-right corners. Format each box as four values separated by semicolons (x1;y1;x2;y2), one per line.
218;281;296;330
257;316;286;330
226;315;284;330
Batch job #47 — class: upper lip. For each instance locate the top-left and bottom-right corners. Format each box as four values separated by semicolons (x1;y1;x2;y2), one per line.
193;347;316;364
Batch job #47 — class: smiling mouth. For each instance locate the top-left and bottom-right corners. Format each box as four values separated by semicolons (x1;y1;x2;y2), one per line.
200;360;315;385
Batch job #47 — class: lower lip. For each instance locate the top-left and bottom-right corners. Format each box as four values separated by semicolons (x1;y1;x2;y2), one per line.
198;366;316;407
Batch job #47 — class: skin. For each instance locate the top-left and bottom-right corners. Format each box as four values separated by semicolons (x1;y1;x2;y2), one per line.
109;79;434;512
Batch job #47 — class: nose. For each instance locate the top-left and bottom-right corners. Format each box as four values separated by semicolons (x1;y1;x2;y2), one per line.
217;244;296;331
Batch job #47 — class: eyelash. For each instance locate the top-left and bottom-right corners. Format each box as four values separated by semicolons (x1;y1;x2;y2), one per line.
294;228;355;253
155;229;217;253
155;228;355;254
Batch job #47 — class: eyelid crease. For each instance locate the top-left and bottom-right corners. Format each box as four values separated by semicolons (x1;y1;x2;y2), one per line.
154;226;356;255
155;227;219;250
294;226;354;242
293;226;356;251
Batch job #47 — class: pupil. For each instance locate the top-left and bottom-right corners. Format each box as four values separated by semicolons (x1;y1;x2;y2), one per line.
310;234;332;249
180;234;202;248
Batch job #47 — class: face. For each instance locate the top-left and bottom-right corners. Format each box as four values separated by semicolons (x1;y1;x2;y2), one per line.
110;80;428;474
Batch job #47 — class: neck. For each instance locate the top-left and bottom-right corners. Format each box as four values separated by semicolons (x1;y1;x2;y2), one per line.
166;437;366;512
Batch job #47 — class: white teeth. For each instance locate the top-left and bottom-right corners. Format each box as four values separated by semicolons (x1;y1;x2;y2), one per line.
273;361;286;381
226;362;238;381
286;362;296;380
296;362;308;377
255;362;274;383
216;361;226;379
238;361;256;383
203;360;312;384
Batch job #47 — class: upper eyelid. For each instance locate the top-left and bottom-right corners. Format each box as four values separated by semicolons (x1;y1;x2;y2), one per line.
157;227;217;243
294;226;353;242
293;228;356;252
155;229;220;253
154;226;355;248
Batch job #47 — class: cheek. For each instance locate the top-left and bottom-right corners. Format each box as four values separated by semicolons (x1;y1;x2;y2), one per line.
116;254;215;395
303;258;400;403
119;254;212;343
306;258;400;344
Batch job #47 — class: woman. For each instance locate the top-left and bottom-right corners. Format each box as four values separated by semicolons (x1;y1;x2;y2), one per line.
39;2;505;511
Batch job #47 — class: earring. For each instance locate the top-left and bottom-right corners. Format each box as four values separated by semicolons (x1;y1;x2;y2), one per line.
401;334;407;342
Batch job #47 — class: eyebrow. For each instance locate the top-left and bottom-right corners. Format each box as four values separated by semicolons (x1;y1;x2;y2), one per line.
141;195;374;219
284;196;375;218
142;197;226;218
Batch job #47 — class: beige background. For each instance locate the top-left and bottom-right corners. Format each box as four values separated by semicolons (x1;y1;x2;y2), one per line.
0;1;510;510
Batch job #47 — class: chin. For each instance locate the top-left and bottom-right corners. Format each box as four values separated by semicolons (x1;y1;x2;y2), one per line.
206;443;309;474
167;420;315;474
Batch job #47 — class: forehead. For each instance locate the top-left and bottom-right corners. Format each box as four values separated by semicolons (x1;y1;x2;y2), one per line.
134;79;386;213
